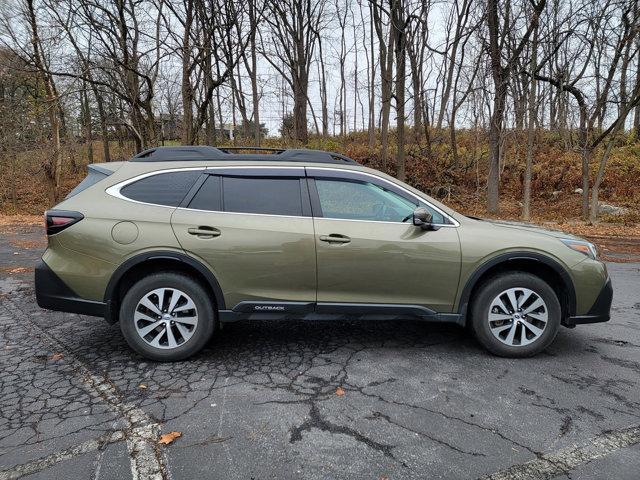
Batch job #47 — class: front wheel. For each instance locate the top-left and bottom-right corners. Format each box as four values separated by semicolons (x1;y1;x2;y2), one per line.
119;272;216;361
470;272;561;357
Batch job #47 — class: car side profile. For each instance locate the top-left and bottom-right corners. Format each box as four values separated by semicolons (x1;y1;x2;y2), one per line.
35;146;612;361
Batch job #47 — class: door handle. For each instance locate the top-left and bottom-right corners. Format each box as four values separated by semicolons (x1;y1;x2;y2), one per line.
188;226;221;238
319;234;351;244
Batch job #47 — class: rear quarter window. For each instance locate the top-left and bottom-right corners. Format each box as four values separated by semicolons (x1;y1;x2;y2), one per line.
120;170;202;207
66;169;109;199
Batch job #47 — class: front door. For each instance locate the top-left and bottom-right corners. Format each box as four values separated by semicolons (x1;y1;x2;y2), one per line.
171;168;316;310
308;170;461;313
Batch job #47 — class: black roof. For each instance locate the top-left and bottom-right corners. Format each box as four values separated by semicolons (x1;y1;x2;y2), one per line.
130;146;358;165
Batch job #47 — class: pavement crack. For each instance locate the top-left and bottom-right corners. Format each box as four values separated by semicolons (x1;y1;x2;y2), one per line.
290;402;406;467
368;411;485;457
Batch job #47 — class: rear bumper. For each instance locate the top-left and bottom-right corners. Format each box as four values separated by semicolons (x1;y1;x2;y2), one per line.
565;277;612;326
35;260;106;318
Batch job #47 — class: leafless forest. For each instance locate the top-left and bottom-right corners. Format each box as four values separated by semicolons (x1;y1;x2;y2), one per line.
0;0;639;222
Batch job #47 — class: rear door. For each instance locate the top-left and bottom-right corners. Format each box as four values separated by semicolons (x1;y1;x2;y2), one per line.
171;167;317;311
307;168;461;313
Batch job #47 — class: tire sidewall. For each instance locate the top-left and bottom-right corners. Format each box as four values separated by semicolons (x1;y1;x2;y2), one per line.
471;272;561;357
119;273;216;361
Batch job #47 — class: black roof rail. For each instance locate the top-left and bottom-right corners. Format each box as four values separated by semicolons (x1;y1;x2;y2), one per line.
216;146;286;154
129;146;358;165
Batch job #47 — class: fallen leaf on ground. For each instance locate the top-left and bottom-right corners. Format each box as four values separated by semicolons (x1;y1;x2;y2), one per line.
158;431;182;445
336;387;345;397
7;267;29;274
49;352;64;361
138;384;147;389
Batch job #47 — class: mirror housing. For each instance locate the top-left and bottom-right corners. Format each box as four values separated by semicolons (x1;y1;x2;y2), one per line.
412;207;439;231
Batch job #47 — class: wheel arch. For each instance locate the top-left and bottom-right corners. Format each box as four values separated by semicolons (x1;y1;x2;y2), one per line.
104;251;225;323
457;252;576;325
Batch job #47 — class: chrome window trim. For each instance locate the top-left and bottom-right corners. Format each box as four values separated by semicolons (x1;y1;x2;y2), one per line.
308;167;460;227
106;166;308;214
173;206;310;220
205;165;306;171
105;165;459;227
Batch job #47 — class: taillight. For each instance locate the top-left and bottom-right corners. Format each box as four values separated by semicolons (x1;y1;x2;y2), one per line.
45;210;84;235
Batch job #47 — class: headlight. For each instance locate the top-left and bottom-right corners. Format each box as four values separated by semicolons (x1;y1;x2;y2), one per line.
560;238;598;259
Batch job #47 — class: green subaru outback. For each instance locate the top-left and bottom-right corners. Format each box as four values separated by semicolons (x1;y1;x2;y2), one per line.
35;146;612;361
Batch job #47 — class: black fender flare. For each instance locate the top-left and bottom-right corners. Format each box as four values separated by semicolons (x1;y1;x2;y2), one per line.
104;250;225;323
457;251;577;319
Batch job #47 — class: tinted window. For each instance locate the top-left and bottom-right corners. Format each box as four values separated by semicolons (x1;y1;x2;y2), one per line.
223;177;303;216
66;169;109;199
188;175;221;211
315;179;445;224
120;170;201;206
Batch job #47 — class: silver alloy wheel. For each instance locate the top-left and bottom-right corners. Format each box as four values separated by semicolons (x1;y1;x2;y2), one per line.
488;287;548;347
133;288;198;349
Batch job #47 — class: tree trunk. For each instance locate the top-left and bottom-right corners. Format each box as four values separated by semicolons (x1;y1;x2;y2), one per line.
293;73;309;144
249;9;260;145
589;140;615;222
367;4;376;147
81;85;94;164
408;45;422;143
487;82;507;214
92;87;111;162
180;0;194;145
393;0;406;181
318;36;329;138
522;26;538;221
372;2;394;166
634;37;640;141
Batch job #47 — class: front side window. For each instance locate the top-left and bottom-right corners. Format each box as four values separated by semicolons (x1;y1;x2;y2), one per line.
120;170;202;207
222;177;303;216
315;179;445;224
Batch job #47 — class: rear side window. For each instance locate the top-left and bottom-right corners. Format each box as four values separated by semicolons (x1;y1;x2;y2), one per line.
120;170;201;207
188;175;222;211
222;177;303;216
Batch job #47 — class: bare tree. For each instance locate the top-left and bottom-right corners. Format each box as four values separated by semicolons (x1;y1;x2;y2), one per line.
522;23;538;220
485;0;546;214
371;0;395;165
4;0;65;200
530;0;638;219
392;0;408;180
261;0;326;144
162;0;248;145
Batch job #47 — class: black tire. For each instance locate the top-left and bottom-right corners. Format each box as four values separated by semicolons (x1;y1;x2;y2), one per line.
119;272;216;361
470;272;560;357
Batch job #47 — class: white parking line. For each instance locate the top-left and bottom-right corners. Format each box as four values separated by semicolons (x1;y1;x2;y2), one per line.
482;425;640;480
3;300;166;480
0;431;124;480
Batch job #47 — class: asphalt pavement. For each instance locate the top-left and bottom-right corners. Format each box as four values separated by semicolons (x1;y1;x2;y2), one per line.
1;223;639;479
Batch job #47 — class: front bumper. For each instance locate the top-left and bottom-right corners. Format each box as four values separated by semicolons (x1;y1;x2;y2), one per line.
565;277;612;326
35;260;106;318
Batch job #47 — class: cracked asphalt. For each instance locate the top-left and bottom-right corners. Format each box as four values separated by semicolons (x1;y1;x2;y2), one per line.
1;223;639;479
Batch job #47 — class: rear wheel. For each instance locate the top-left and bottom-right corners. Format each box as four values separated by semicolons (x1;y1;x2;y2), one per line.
470;272;560;357
119;273;216;361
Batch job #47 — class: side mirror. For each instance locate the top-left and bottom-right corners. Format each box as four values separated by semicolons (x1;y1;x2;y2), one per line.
412;207;439;231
